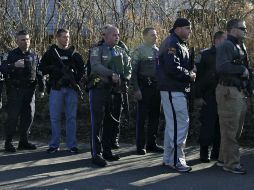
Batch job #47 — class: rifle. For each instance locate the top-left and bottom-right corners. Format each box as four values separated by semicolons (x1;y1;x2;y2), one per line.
54;48;84;102
232;55;254;113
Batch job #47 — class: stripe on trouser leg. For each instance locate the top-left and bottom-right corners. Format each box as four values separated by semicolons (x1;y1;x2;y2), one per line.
168;91;178;166
89;90;96;157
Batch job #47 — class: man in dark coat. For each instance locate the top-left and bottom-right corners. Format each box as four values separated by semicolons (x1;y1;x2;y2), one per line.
196;31;226;162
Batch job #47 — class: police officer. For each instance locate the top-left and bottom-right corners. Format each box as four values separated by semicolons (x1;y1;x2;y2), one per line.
89;25;131;167
196;31;226;162
40;28;85;154
87;25;129;149
132;27;163;155
101;25;130;149
216;19;249;174
158;18;195;172
1;30;45;152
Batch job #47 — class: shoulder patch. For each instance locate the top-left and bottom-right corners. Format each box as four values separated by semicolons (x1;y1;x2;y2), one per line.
91;47;99;57
168;47;176;55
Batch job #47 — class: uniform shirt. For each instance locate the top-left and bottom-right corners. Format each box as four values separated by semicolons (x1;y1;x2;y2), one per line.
90;42;131;84
131;43;158;91
196;46;218;97
216;35;247;76
157;32;192;92
1;48;44;92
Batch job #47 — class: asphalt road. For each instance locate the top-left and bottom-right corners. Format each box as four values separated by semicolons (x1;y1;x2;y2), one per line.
0;141;253;190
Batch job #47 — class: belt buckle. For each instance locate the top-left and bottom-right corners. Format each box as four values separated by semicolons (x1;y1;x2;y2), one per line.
147;77;152;86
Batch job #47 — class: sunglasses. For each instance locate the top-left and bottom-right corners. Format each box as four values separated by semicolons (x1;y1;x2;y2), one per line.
237;27;247;31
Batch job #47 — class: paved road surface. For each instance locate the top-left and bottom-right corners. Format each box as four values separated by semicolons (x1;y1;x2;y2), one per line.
0;141;253;190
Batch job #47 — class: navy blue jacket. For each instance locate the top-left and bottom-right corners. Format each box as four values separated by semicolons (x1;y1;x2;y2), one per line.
1;48;44;92
195;46;218;98
157;33;192;92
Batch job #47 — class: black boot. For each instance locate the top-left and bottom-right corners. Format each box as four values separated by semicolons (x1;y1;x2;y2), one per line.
18;136;36;150
103;151;120;161
92;155;107;167
210;145;219;160
200;145;210;163
4;137;16;153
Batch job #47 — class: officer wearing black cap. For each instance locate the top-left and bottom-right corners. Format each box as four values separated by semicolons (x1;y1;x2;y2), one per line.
158;18;195;172
1;30;45;152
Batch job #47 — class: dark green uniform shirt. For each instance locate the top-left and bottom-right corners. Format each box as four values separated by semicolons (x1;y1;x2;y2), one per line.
90;42;131;84
131;43;159;91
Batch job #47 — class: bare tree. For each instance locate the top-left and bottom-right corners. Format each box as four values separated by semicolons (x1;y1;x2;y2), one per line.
0;0;253;61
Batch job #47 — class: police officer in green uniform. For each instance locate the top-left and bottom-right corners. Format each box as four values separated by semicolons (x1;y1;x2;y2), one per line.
89;25;132;167
95;25;130;149
132;27;163;155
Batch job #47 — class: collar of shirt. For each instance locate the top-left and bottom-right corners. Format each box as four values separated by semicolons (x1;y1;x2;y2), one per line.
16;47;30;55
143;42;157;48
172;32;186;45
227;35;240;44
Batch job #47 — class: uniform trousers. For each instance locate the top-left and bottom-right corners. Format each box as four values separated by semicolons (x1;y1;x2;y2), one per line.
199;93;220;148
136;86;161;150
5;85;35;143
216;84;247;169
103;91;122;146
89;87;115;157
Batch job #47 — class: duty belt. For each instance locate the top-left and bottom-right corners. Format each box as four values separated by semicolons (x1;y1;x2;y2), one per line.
218;79;245;91
8;80;36;88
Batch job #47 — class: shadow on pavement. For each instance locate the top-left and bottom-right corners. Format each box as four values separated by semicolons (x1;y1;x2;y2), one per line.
0;143;253;190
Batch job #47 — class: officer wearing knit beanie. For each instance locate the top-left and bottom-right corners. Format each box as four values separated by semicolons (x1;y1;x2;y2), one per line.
157;17;194;173
170;18;191;33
